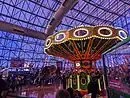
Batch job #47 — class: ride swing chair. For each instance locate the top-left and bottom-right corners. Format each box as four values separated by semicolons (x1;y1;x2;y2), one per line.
44;25;128;97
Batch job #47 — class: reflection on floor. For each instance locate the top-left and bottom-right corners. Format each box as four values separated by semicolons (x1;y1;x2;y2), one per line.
7;85;107;98
8;85;60;98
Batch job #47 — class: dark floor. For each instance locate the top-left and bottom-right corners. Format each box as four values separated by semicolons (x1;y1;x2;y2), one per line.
7;84;61;98
7;85;107;98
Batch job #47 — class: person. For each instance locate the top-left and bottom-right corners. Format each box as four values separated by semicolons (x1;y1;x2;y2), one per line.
19;76;22;90
55;89;70;98
7;75;11;91
0;74;7;98
56;66;61;77
74;90;82;98
15;76;20;91
67;88;74;98
62;74;66;89
10;75;16;92
87;72;101;98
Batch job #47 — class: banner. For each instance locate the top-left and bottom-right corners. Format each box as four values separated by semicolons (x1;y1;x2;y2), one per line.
109;80;121;90
108;64;130;94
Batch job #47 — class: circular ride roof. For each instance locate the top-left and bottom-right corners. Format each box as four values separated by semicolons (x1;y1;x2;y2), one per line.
44;26;128;62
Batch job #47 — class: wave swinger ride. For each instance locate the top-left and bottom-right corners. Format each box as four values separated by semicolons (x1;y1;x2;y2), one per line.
44;26;128;94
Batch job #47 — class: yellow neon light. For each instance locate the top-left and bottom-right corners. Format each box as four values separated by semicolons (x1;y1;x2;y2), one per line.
70;75;72;88
77;75;80;91
81;78;86;85
98;79;101;91
87;75;90;84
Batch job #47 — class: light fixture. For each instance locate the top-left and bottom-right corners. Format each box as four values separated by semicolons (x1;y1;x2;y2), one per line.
55;32;66;42
73;28;89;38
118;30;127;39
81;78;86;85
45;38;51;47
98;27;112;37
76;62;80;67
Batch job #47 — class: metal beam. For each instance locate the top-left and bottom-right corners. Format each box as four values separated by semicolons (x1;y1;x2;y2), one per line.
46;0;78;35
102;55;110;98
108;53;130;55
0;20;48;40
120;0;130;5
103;36;130;55
83;0;121;16
72;8;112;24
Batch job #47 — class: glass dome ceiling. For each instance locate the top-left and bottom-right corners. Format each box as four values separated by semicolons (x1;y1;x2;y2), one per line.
0;0;130;67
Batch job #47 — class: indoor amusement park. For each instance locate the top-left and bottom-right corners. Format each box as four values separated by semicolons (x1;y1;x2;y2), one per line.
0;0;130;98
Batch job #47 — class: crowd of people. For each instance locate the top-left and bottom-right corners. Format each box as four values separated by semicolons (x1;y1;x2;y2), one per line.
55;88;82;98
55;69;103;98
0;65;72;98
108;64;130;87
0;65;105;98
